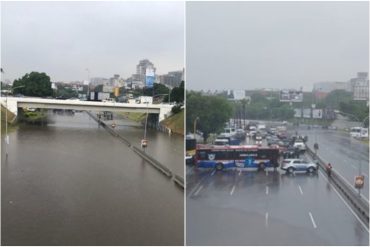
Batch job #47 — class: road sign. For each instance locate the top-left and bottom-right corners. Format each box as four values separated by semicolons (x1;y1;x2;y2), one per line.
355;175;365;189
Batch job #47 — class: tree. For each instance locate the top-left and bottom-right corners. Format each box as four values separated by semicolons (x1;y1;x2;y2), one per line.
13;72;53;97
170;81;184;103
187;91;233;141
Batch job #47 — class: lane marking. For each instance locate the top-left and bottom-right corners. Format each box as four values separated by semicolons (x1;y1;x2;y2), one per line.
319;170;369;232
230;185;236;195
193;185;203;196
298;185;303;195
266;186;269;195
351;164;357;170
309;212;317;229
265;170;269;176
211;170;216;176
238;170;242;176
265;212;269;227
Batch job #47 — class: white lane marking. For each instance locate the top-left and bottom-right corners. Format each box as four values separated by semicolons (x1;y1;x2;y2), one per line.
319;170;369;232
193;185;203;196
309;212;317;229
230;185;236;195
211;170;216;176
265;170;269;176
265;212;269;227
351;164;357;170
238;170;242;176
266;186;269;195
298;185;303;195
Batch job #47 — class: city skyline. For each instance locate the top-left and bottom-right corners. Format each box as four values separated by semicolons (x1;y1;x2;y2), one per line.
1;1;184;83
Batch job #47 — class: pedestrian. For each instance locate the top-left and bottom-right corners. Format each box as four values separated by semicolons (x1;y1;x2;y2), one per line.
326;163;332;177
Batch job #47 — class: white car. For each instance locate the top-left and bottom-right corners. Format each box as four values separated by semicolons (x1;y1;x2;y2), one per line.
281;159;318;173
293;141;306;151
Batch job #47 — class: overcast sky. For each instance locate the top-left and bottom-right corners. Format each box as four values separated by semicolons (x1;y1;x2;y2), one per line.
186;1;369;91
1;1;184;82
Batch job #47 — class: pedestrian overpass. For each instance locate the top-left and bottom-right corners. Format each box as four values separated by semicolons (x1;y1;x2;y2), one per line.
0;97;173;122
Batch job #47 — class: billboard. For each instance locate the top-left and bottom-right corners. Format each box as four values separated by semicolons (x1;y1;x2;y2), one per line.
280;89;303;102
145;68;155;88
312;109;323;119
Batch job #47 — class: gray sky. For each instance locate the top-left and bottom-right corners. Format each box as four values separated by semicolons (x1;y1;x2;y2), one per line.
186;1;369;91
1;1;184;82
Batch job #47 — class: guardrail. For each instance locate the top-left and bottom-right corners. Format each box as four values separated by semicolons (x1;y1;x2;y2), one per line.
306;145;369;223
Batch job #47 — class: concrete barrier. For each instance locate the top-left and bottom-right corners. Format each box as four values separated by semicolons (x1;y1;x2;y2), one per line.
306;145;369;223
86;111;173;178
173;174;184;189
132;146;172;177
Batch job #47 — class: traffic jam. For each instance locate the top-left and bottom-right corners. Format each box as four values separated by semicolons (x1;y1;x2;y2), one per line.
186;121;318;174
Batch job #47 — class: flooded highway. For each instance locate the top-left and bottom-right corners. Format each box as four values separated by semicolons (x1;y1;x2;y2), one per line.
1;111;183;245
104;113;184;177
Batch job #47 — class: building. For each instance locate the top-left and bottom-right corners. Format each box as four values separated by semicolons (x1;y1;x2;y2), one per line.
350;72;369;101
159;70;183;87
313;81;350;100
132;59;156;85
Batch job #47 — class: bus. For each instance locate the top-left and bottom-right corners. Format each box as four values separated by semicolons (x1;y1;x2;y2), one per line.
350;127;368;138
186;136;197;164
195;145;280;171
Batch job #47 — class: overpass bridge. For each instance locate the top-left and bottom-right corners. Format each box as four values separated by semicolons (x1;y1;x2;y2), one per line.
0;97;173;122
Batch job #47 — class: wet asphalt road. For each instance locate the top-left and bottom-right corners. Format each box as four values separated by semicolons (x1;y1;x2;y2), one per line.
294;128;369;201
2;111;183;245
186;164;369;246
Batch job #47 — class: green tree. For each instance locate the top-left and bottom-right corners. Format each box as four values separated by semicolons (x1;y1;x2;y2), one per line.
13;72;53;97
170;81;184;103
187;91;233;141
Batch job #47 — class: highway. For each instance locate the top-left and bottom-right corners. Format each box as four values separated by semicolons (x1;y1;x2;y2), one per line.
294;127;369;201
186;164;369;245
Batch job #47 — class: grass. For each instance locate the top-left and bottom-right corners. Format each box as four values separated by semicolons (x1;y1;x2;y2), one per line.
1;105;18;134
160;110;184;135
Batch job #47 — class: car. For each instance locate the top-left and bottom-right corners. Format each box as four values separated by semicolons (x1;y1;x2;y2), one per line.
293;141;306;151
281;159;318;173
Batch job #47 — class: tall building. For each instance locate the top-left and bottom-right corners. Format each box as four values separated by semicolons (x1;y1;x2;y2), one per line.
133;59;156;85
159;70;183;87
350;72;369;101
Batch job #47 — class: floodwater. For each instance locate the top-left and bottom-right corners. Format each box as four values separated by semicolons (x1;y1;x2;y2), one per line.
1;111;183;245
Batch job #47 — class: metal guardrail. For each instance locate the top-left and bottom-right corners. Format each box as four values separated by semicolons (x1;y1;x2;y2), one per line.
306;145;369;223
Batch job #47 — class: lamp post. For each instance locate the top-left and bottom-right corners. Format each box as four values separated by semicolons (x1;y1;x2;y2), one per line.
5;85;25;157
141;102;149;150
193;117;199;139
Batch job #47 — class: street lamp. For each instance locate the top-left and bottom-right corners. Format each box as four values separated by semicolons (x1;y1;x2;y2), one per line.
193;117;199;139
5;85;25;157
141;102;149;150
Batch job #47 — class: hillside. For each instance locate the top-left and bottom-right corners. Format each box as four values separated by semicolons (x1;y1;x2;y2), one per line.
160;110;184;136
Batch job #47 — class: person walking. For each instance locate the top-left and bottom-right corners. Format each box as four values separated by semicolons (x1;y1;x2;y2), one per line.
326;163;333;177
